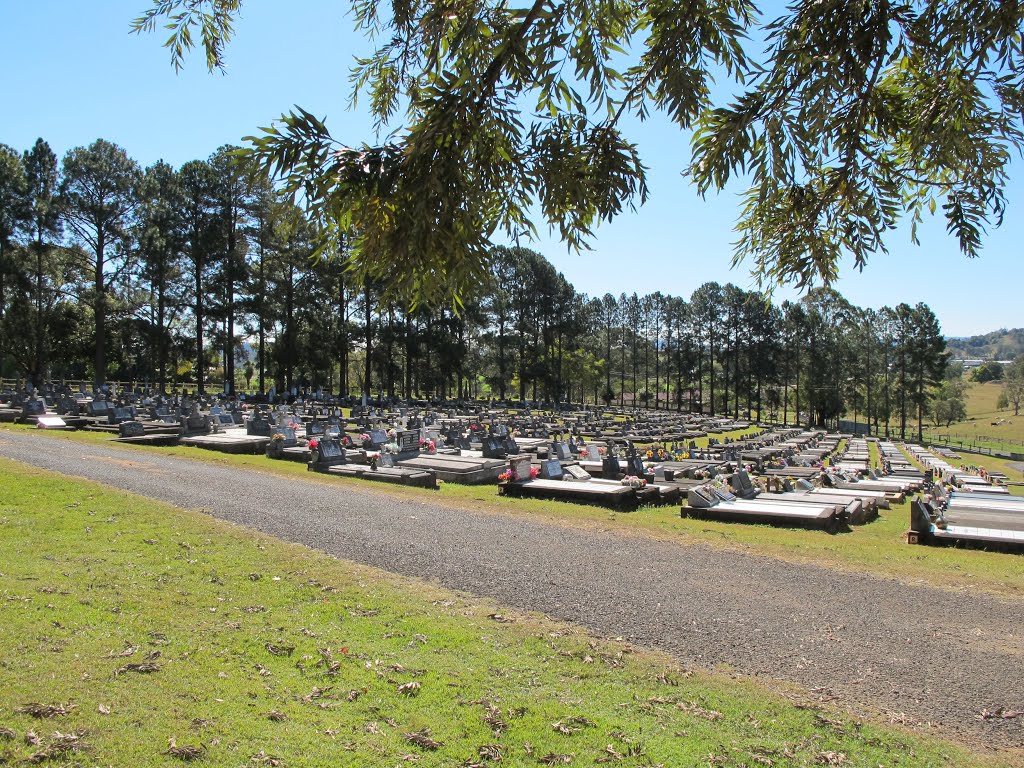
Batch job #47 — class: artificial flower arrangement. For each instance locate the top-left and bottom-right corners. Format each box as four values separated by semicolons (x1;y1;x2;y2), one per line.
359;432;371;447
497;466;540;483
271;433;286;443
307;438;319;451
621;475;647;489
367;451;380;470
419;438;437;453
384;442;400;455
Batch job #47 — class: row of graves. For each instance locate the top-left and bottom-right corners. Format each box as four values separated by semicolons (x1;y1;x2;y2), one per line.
683;436;926;533
906;444;1024;551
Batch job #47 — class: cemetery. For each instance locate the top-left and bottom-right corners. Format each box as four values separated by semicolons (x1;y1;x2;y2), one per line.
6;381;1020;548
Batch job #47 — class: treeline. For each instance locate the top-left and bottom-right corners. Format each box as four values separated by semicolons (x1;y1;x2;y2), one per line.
0;138;951;438
946;328;1024;362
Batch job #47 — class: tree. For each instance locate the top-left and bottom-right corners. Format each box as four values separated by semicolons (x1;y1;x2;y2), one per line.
136;160;186;390
61;139;141;386
971;360;1004;383
135;1;1024;306
0;144;27;371
1004;356;1024;416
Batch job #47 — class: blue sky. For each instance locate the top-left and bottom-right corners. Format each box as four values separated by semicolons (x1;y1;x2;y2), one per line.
3;1;1020;337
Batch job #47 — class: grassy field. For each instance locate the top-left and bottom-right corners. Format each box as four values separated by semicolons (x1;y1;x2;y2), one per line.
1;460;1016;767
922;382;1024;454
4;423;1023;599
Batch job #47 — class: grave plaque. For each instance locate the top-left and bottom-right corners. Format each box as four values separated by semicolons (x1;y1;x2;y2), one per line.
119;421;146;438
541;458;564;480
278;426;298;446
218;413;235;426
369;429;388;447
564;464;590;481
36;416;67;430
89;400;110;417
586;445;602;462
307;419;325;437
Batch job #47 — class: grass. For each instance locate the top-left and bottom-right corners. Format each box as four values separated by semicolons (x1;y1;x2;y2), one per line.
922;382;1024;454
4;423;1024;599
0;459;1016;768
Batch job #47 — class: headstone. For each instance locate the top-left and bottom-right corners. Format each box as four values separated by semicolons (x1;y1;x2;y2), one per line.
22;399;46;417
119;421;146;438
602;456;621;478
316;439;345;465
502;436;520;455
626;454;646;477
396;430;420;456
379;453;395;468
510;455;532;481
551;441;572;462
247;415;273;436
586;445;602;462
369;428;388;448
307;419;325;437
540;458;564;480
482;436;506;459
217;413;235;426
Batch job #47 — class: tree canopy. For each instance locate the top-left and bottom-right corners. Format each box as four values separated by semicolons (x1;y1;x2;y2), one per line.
133;0;1024;305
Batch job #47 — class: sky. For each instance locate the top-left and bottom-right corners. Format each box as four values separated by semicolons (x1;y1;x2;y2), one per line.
3;1;1020;337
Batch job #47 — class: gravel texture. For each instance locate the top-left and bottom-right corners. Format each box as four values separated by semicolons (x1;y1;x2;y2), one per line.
1;430;1021;749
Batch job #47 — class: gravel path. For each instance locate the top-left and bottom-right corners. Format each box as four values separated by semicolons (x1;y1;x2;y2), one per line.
1;430;1021;749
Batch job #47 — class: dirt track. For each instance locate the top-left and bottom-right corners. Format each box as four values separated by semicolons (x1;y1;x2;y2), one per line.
1;430;1021;750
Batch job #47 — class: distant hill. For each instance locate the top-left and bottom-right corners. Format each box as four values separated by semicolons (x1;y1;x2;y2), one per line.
946;328;1024;361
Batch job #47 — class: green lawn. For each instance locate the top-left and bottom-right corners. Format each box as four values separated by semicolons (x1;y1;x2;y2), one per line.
4;423;1024;599
922;381;1024;454
0;460;1013;767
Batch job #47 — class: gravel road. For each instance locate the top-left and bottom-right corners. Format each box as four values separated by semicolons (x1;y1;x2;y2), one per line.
1;430;1021;749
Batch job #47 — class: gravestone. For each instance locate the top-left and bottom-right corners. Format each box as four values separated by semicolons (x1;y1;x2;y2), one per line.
22;399;46;418
502;436;520;455
540;458;564;480
217;413;235;427
551;441;572;462
307;419;325;437
58;396;80;416
315;439;346;466
396;430;420;457
586;445;602;462
119;421;146;438
482;436;506;459
89;400;111;417
277;426;298;447
247;415;273;436
379;452;395;468
510;455;532;482
602;456;621;478
369;428;388;448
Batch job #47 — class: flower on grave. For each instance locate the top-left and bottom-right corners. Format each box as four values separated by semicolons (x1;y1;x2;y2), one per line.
498;470;512;483
385;442;400;455
529;466;540;479
387;428;397;438
271;433;285;443
598;447;607;456
359;432;370;443
308;439;319;451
